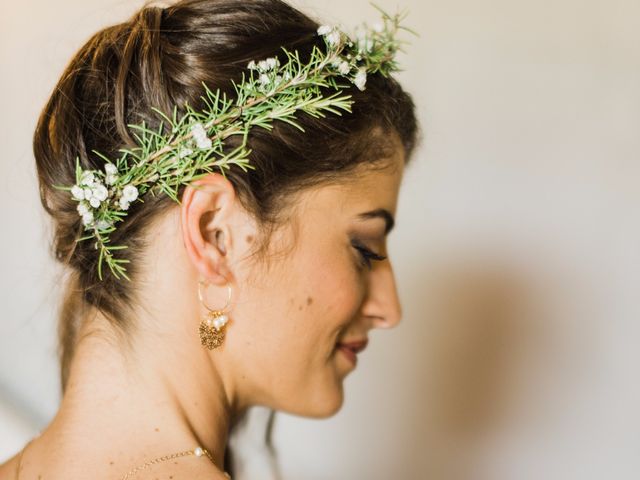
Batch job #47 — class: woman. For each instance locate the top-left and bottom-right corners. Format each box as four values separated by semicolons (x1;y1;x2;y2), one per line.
0;0;419;478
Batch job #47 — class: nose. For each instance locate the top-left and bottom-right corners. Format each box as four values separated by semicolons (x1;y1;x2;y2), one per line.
362;260;402;329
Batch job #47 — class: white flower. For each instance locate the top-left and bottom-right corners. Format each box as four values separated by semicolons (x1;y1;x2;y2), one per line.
96;219;112;230
354;67;367;91
338;61;351;75
119;197;130;211
256;58;278;72
81;211;94;226
317;25;332;36
77;202;90;215
92;183;109;202
71;185;85;200
247;60;257;70
83;188;94;200
105;173;117;186
178;147;193;158
265;57;279;70
326;30;341;47
191;122;207;139
259;73;270;86
89;196;102;208
190;122;212;149
196;136;212;149
80;171;96;187
122;184;139;202
104;163;118;185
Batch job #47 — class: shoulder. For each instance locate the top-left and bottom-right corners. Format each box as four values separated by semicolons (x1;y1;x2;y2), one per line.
0;453;19;477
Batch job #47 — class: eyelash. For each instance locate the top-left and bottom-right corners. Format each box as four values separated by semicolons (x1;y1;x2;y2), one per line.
352;241;387;270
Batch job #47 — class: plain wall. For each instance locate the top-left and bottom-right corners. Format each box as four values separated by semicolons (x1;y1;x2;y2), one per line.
1;0;639;478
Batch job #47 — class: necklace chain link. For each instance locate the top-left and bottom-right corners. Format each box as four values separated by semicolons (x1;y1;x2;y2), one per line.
15;439;231;480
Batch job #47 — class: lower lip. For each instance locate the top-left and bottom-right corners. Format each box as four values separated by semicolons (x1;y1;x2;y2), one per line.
337;345;358;366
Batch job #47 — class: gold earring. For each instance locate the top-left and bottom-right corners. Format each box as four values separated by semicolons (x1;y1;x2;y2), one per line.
197;278;233;350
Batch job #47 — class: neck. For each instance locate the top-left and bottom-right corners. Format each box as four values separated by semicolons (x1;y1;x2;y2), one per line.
37;309;244;473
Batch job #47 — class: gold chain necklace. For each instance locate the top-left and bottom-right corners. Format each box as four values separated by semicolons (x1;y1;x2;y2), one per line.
14;438;232;479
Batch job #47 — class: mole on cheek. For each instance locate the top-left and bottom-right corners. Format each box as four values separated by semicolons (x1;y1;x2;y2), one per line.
307;296;313;305
246;235;254;243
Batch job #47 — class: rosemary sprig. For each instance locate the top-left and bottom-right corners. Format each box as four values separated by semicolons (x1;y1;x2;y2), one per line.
52;3;417;281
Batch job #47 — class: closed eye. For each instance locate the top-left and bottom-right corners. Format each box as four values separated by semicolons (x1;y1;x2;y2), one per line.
352;241;387;270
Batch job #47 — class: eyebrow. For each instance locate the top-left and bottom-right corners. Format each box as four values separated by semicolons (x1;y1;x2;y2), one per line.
356;208;395;235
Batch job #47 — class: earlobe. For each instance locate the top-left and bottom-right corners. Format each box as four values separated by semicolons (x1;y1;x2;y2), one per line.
180;174;235;285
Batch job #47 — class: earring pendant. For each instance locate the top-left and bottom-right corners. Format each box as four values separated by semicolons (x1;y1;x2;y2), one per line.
199;311;229;350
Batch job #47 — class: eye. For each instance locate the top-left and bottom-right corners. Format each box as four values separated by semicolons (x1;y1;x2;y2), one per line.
352;240;387;270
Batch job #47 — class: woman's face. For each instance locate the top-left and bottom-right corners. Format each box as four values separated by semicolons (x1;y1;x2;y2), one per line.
228;147;406;417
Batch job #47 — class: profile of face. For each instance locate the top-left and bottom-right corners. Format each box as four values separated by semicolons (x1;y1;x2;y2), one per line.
178;143;405;419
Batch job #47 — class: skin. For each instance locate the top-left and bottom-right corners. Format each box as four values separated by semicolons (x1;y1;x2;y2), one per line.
0;141;405;479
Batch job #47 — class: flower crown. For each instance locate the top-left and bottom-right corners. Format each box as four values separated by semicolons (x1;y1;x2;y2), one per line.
54;3;417;281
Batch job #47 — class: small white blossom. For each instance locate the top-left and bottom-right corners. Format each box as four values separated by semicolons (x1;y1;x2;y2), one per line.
92;183;109;202
354;67;367;91
83;187;94;200
71;185;85;200
178;147;193;158
96;219;112;230
247;60;257;70
190;122;207;139
119;197;130;211
81;211;94;226
259;73;270;86
104;163;118;185
190;122;212;149
338;61;351;75
317;25;332;36
77;202;90;216
256;57;279;72
80;171;96;186
89;196;101;208
122;184;139;202
326;30;341;47
265;57;279;70
196;136;212;149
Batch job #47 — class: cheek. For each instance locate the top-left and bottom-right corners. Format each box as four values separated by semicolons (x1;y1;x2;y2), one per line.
305;244;364;328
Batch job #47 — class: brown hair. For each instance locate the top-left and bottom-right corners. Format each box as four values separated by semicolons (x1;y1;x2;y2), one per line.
33;0;420;473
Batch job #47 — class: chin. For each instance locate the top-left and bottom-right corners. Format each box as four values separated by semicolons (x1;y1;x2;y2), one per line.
306;381;345;418
283;381;345;419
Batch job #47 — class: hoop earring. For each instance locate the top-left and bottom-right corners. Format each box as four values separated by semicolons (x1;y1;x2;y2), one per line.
197;278;233;350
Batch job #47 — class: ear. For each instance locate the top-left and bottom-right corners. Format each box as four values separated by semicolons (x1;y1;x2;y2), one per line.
180;172;239;285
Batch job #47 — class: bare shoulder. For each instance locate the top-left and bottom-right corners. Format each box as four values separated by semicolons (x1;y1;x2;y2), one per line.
0;453;19;479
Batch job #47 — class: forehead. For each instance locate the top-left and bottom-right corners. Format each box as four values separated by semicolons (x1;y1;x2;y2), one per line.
297;146;405;217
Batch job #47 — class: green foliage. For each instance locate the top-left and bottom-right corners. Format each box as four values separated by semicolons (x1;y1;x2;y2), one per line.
52;3;417;281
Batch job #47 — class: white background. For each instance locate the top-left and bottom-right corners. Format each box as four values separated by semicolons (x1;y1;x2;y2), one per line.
1;0;639;479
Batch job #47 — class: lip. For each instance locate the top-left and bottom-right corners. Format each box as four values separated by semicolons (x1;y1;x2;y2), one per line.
337;338;368;353
336;338;368;367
